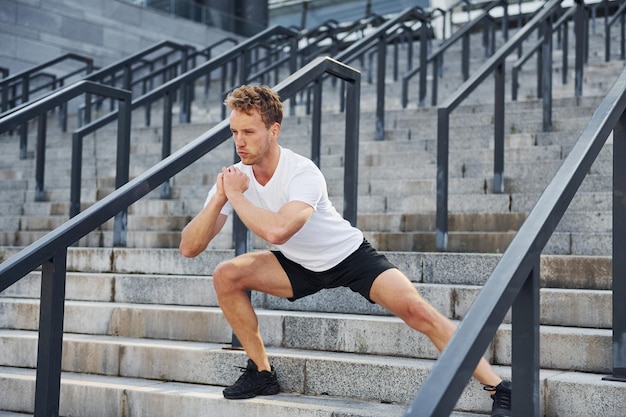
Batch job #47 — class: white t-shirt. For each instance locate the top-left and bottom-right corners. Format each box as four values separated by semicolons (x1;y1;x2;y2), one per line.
205;147;363;271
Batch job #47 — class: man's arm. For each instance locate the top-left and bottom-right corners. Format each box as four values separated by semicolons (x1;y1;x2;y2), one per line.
179;174;229;258
222;166;314;245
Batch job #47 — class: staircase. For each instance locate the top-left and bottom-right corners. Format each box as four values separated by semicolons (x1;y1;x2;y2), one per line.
1;11;626;417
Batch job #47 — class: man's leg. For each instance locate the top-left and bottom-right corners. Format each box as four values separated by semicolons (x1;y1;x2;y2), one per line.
212;250;294;372
368;268;503;387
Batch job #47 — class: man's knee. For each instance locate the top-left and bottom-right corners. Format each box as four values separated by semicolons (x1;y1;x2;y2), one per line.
213;260;243;292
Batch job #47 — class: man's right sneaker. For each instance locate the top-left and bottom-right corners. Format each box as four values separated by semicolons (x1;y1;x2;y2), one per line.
223;359;281;400
484;380;512;417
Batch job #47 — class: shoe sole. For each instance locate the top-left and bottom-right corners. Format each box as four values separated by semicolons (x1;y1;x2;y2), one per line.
223;385;280;400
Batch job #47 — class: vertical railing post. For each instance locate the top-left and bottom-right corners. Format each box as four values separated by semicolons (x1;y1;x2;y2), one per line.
574;0;585;97
344;72;360;226
419;22;428;107
35;113;47;201
493;60;505;194
311;78;322;167
113;92;132;247
436;108;450;251
605;107;626;382
375;36;386;141
70;131;83;219
542;15;553;132
34;249;68;417
512;259;541;417
161;91;173;199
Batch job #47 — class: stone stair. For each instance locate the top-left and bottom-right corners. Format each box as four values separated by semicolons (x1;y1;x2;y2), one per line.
1;11;626;417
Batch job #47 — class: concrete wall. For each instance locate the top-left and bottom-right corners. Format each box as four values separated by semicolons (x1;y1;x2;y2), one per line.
0;0;239;75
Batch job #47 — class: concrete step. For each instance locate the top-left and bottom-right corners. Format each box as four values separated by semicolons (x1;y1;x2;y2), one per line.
0;363;490;417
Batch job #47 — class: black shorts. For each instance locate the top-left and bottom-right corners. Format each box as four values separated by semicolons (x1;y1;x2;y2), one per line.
271;239;396;303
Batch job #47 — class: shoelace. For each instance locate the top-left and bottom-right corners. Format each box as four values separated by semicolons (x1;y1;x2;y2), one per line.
233;365;254;383
483;384;511;409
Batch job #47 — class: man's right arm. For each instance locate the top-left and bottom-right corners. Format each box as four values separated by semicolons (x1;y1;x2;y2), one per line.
179;176;229;258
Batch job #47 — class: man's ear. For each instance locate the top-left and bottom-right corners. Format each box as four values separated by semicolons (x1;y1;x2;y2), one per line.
271;122;281;139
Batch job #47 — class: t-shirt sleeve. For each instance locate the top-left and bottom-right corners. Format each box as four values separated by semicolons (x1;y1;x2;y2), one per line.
288;165;324;210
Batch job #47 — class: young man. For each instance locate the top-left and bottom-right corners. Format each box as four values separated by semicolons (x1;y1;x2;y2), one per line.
179;85;512;416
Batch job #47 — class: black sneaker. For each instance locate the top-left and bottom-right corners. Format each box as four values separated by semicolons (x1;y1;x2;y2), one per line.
484;380;512;417
223;359;280;400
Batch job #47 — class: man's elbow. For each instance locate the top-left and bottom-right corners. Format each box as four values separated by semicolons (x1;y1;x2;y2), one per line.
265;228;292;246
179;239;203;258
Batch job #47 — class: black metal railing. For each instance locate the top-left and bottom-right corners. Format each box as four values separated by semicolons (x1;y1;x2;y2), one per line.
334;7;432;140
0;53;95;159
511;4;580;101
435;0;586;251
66;26;297;224
405;62;626;417
0;27;297;229
402;0;509;108
0;53;94;114
0;55;360;417
0;80;132;230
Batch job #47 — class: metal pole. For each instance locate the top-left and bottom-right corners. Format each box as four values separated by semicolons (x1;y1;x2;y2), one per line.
436;108;450;251
542;16;553;132
512;259;541;416
33;250;68;417
375;37;386;141
605;108;626;382
494;61;505;194
35;113;47;201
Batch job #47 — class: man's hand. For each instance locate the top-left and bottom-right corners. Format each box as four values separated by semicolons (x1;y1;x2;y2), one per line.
222;166;249;198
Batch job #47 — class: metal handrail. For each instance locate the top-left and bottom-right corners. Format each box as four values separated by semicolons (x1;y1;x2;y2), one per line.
511;5;578;101
0;53;95;159
0;81;132;235
435;0;583;250
405;63;626;417
0;55;361;417
334;7;431;140
401;0;508;108
68;25;297;223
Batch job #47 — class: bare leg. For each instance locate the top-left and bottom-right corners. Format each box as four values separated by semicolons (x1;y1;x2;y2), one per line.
369;268;502;386
212;251;294;371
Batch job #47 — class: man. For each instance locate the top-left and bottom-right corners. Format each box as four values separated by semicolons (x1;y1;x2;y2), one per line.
179;85;512;416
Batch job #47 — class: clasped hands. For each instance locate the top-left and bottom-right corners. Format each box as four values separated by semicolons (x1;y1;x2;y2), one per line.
217;166;249;200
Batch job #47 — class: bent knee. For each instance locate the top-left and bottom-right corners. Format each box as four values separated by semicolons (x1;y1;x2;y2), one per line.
212;260;244;292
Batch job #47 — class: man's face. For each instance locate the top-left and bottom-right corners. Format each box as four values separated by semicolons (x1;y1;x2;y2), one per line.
229;109;277;165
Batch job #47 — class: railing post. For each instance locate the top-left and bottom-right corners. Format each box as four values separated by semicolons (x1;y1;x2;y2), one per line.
436;107;450;251
161;91;173;199
35;113;47;201
419;22;428;107
311;78;322;167
494;60;505;194
34;249;68;417
542;15;553;132
511;258;540;416
343;70;360;226
375;36;386;141
574;0;585;97
70;132;83;219
462;32;470;81
605;107;626;382
113;91;132;247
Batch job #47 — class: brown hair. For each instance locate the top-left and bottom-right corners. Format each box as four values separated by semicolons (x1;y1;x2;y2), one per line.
224;85;283;128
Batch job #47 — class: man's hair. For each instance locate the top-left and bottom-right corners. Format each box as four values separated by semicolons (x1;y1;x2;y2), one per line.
224;85;283;128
